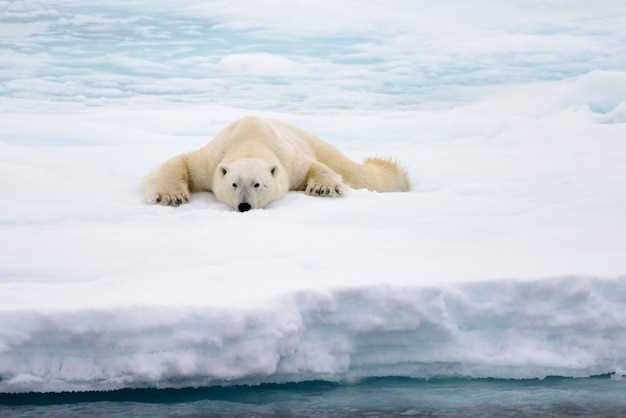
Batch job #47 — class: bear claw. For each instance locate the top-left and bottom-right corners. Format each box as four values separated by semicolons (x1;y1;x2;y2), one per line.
151;192;190;206
306;183;343;198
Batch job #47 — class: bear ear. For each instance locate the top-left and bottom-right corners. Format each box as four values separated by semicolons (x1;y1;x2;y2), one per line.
220;166;228;176
270;166;278;177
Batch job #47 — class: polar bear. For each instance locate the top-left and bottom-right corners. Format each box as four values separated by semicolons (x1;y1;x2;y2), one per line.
144;116;410;211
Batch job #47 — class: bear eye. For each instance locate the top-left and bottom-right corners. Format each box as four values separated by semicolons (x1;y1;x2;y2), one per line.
232;183;238;189
254;183;260;189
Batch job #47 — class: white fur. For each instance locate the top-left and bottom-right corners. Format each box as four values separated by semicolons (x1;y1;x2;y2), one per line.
144;116;410;210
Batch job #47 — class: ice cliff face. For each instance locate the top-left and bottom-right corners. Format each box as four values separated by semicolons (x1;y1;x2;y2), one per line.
1;277;625;392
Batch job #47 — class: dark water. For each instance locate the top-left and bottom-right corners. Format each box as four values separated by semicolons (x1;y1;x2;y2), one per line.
1;376;625;417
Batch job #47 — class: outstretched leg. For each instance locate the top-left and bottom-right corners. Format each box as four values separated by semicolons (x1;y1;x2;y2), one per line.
313;141;410;193
144;154;191;206
275;121;410;192
304;161;345;197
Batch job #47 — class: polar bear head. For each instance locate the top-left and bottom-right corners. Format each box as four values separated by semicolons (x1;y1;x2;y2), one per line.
213;158;289;211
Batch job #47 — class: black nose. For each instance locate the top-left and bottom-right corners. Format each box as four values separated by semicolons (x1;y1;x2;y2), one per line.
238;202;251;212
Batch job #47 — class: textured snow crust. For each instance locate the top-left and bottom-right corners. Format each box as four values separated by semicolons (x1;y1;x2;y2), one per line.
1;277;625;392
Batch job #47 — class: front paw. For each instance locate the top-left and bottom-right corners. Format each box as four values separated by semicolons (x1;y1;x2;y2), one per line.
146;187;190;206
305;181;344;197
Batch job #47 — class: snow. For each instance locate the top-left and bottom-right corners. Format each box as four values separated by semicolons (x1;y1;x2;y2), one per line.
1;278;626;393
1;1;626;393
219;54;307;77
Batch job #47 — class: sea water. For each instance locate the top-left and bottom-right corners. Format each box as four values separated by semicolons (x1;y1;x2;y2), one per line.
2;376;626;417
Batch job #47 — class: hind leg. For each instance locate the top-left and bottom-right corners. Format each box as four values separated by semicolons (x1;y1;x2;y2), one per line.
304;161;345;197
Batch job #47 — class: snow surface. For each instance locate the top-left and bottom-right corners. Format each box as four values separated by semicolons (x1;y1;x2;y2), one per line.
1;1;626;392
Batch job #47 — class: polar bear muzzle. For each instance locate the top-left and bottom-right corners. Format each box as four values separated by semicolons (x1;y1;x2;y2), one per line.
238;202;252;212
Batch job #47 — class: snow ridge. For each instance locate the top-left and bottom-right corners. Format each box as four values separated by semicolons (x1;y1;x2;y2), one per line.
1;277;625;392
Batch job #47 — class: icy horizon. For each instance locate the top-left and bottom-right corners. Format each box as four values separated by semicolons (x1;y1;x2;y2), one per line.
2;1;626;110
